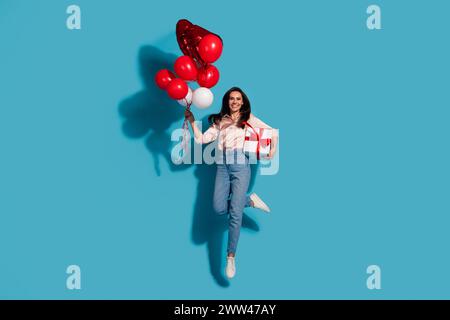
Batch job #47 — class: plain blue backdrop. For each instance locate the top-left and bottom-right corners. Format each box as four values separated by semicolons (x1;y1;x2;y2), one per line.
1;0;449;299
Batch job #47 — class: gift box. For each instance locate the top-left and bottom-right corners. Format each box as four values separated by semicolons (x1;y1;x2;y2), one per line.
243;124;272;160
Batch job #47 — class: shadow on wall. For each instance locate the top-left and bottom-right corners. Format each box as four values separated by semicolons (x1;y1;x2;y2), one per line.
118;45;187;176
119;46;260;288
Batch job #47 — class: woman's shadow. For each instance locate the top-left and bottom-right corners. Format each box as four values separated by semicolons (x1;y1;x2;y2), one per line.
119;45;260;287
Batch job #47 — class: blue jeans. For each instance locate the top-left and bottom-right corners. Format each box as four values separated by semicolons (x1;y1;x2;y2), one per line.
213;150;251;255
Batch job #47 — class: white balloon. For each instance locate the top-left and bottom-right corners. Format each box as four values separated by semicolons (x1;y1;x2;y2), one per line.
177;87;193;107
192;87;214;109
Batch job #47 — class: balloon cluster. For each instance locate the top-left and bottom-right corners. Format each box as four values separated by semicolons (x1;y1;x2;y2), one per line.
154;19;223;109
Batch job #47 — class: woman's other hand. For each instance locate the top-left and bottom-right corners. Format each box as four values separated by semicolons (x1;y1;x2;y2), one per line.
265;148;276;160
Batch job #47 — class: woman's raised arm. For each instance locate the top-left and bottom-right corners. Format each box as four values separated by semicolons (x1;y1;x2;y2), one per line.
185;109;219;144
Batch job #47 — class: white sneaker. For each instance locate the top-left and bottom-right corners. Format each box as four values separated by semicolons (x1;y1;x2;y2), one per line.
250;193;271;213
225;257;236;279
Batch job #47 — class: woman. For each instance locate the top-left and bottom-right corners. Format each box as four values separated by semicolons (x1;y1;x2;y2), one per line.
185;87;278;279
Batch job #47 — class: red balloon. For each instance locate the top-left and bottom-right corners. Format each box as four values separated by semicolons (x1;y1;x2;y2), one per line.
176;19;223;67
198;34;223;64
155;69;176;89
166;78;188;100
174;56;198;81
197;65;220;88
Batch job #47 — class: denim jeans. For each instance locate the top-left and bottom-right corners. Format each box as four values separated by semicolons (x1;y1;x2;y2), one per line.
213;150;251;255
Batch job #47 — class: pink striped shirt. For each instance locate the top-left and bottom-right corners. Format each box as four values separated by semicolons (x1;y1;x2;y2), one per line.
194;113;278;150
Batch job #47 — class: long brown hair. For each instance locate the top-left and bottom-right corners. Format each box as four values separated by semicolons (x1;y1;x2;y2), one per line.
208;87;251;129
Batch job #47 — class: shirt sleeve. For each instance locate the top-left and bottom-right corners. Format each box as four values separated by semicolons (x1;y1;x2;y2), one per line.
248;114;279;138
194;123;220;144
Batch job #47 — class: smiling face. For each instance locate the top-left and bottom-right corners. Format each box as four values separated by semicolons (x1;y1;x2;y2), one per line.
228;91;244;114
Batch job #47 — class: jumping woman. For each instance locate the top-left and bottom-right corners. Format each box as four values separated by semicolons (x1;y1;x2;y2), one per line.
185;87;278;279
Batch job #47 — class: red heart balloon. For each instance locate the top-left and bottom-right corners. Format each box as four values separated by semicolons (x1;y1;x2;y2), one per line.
176;19;223;68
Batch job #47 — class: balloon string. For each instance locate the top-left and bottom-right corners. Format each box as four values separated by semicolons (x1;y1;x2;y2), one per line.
181;103;192;159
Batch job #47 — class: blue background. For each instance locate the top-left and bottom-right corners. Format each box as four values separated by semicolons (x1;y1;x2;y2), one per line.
1;0;449;299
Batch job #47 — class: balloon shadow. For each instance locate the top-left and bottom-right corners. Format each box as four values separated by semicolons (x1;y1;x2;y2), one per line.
118;45;189;176
191;117;260;287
